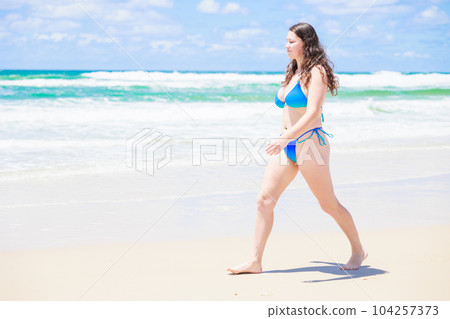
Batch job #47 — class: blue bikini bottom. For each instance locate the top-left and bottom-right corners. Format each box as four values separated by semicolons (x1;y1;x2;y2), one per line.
282;127;333;163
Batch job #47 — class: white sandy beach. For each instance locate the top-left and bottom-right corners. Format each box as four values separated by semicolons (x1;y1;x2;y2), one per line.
1;147;449;300
0;225;449;300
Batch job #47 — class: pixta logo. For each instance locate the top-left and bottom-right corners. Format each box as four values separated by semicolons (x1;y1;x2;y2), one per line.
127;128;172;175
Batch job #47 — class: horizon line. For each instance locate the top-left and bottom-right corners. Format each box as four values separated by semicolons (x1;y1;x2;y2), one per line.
1;69;449;74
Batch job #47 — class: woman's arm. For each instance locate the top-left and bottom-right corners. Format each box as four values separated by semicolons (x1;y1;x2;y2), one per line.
284;65;327;140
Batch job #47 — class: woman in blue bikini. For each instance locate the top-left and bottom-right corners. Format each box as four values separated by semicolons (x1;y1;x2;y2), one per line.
227;22;367;274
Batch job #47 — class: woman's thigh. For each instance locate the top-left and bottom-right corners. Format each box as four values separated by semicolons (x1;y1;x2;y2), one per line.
259;150;298;203
296;138;337;205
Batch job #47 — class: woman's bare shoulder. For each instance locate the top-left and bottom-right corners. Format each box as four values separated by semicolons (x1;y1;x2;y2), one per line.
311;65;328;84
311;64;325;76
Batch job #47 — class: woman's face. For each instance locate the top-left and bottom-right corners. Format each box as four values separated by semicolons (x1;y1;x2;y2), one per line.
285;31;305;60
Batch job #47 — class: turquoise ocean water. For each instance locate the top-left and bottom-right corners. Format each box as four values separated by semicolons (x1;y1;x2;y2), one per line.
1;70;450;250
1;70;449;180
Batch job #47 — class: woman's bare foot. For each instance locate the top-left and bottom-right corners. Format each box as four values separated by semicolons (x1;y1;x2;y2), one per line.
227;260;262;274
340;250;368;270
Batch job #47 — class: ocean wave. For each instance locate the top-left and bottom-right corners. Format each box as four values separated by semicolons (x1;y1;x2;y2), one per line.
338;71;450;88
2;70;449;180
1;70;449;90
1;97;449;127
1;84;449;103
80;70;282;84
0;139;124;149
0;71;283;89
81;70;450;89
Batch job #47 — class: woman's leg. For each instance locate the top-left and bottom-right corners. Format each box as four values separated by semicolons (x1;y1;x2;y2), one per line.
296;137;367;270
227;150;298;274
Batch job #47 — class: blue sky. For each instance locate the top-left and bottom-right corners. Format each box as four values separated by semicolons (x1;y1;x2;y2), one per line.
0;0;449;72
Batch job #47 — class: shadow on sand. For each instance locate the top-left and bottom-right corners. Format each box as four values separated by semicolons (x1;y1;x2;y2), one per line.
262;261;388;283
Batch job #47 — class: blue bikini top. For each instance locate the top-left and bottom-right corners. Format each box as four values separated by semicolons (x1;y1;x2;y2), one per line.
275;80;308;108
275;79;324;121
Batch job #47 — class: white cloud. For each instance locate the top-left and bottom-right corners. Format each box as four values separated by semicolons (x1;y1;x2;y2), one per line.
130;23;182;35
224;28;266;41
77;33;113;46
0;0;173;13
285;15;318;27
1;0;182;45
130;35;144;43
257;47;285;56
323;20;342;35
222;3;247;14
14;35;28;43
150;40;182;52
395;51;430;58
126;0;174;8
30;1;172;20
31;3;101;19
104;9;164;22
186;34;206;47
282;3;299;11
9;17;44;31
197;0;247;14
359;51;384;57
9;0;176;37
206;43;238;52
385;34;394;41
4;14;22;21
0;0;32;10
8;16;80;32
344;25;395;43
327;47;350;57
197;0;220;13
0;31;11;39
415;6;449;24
35;32;68;42
347;24;374;38
303;0;404;15
105;9;133;22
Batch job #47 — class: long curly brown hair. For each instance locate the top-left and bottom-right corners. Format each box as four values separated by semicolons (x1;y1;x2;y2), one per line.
282;22;339;96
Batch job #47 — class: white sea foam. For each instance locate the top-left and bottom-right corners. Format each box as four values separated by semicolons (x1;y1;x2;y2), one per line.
2;97;449;130
80;70;282;84
1;70;449;89
1;71;450;179
338;71;450;88
0;139;123;149
0;71;283;88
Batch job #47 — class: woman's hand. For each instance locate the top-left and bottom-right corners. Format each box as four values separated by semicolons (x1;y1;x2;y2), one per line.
265;135;291;156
